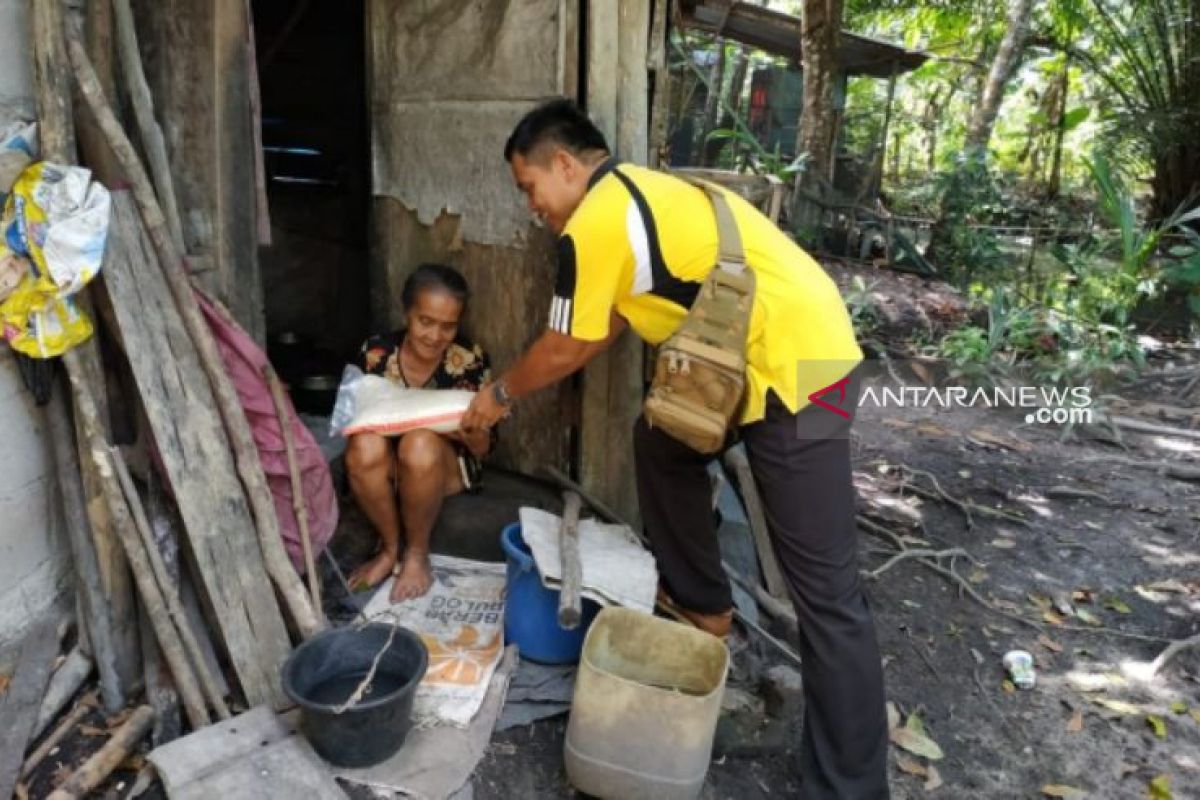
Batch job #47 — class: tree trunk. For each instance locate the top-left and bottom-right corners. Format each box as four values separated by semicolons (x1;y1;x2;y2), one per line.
1046;50;1071;199
965;0;1033;152
795;0;843;183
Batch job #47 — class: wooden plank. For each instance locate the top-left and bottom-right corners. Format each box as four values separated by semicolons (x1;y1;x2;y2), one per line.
0;620;59;800
150;705;341;800
212;0;264;343
101;192;292;708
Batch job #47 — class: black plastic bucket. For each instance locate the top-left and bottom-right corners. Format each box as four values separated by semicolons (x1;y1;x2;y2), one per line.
281;623;429;767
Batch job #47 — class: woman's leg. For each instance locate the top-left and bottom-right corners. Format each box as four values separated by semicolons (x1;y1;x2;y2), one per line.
345;432;401;589
391;429;465;601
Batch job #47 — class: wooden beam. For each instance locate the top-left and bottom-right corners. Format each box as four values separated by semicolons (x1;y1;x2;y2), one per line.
579;0;646;525
31;0;139;712
99;192;292;708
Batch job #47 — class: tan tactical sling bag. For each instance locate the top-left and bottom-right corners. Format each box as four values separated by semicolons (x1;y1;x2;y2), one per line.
643;179;754;453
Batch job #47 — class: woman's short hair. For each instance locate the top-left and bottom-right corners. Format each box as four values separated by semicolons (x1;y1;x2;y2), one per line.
401;263;470;312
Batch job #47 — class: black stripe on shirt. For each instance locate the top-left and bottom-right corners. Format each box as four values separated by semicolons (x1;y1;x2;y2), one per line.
610;166;701;310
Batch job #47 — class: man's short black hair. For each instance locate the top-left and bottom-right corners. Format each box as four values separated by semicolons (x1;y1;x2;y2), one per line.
504;98;610;163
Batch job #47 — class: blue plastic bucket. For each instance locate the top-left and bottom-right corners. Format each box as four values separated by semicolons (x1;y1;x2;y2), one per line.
501;522;600;664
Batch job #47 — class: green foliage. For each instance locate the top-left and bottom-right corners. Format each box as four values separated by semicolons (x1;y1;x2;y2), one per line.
937;288;1145;388
843;275;881;340
929;151;1007;286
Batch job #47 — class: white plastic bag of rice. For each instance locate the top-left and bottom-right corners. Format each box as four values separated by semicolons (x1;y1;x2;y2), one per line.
338;373;475;437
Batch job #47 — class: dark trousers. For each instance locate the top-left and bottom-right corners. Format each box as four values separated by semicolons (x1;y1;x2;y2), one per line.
633;393;889;799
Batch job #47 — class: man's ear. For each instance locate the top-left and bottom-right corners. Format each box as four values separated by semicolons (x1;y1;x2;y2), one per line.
553;147;578;179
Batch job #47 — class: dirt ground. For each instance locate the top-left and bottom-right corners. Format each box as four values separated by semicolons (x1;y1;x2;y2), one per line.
20;271;1200;800
455;364;1200;800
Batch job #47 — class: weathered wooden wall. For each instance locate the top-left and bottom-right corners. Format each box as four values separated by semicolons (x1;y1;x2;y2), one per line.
133;0;264;342
367;0;579;475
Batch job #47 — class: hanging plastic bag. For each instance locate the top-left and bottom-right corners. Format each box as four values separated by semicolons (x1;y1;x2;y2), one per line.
5;161;110;297
0;275;93;358
0;160;109;358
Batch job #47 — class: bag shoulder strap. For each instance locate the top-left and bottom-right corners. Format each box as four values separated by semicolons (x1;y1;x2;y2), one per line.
680;177;746;275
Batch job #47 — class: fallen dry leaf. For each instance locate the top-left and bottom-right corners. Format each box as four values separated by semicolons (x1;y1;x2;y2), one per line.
1190;709;1200;725
1145;580;1188;594
889;727;945;761
1067;710;1084;733
1044;610;1066;626
969;568;988;584
1071;588;1096;604
1104;597;1132;614
1002;680;1016;693
0;673;9;697
895;755;927;777
886;702;901;731
1041;784;1084;798
925;764;944;791
1038;634;1064;653
1074;609;1103;626
1092;697;1140;716
1028;593;1053;610
1147;714;1168;740
991;538;1017;549
1170;701;1187;715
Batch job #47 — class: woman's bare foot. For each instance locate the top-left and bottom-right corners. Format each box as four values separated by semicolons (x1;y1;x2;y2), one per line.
389;551;434;602
347;551;396;592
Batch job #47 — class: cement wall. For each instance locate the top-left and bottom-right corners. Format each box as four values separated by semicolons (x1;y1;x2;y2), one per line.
0;0;73;646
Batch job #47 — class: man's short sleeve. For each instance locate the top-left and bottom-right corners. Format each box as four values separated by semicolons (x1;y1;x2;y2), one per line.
547;205;628;341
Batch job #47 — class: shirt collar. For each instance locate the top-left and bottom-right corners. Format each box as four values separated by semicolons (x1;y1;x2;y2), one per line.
586;157;619;191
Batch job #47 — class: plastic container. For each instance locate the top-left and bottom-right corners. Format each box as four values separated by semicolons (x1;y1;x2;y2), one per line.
501;522;599;664
281;622;428;768
564;607;729;800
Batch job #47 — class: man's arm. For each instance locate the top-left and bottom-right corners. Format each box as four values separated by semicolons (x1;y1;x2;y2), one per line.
462;312;627;430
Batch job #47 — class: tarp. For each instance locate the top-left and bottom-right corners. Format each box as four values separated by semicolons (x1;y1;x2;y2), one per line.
197;291;339;571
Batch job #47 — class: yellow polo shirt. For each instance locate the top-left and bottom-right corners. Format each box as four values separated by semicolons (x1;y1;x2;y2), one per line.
548;159;861;425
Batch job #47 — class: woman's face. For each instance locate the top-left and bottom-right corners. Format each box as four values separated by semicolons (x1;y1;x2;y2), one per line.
405;289;463;361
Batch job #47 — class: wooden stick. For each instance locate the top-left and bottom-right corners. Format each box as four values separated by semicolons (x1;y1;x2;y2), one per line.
21;692;96;781
64;21;324;640
1148;632;1200;678
110;448;231;720
99;448;209;729
45;705;154;800
262;365;322;612
32;0;133;714
723;449;789;600
31;647;93;742
557;491;585;629
542;467;801;661
111;0;185;250
44;382;127;712
1109;415;1200;442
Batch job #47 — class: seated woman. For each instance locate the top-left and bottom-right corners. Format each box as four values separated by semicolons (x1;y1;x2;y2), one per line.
345;264;493;602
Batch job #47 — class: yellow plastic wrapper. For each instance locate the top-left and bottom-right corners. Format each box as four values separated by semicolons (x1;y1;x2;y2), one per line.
0;161;109;358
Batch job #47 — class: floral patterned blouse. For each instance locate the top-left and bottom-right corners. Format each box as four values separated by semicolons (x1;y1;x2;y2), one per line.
358;331;493;489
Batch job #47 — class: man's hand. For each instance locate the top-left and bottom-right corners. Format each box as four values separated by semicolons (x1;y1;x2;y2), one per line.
462;382;509;433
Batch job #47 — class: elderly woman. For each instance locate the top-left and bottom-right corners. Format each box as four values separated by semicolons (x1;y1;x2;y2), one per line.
345;264;493;601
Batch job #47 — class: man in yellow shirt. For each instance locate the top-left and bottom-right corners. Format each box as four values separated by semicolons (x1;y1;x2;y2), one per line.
463;99;887;798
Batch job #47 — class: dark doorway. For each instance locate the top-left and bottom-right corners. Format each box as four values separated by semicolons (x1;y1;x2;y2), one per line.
251;0;370;407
